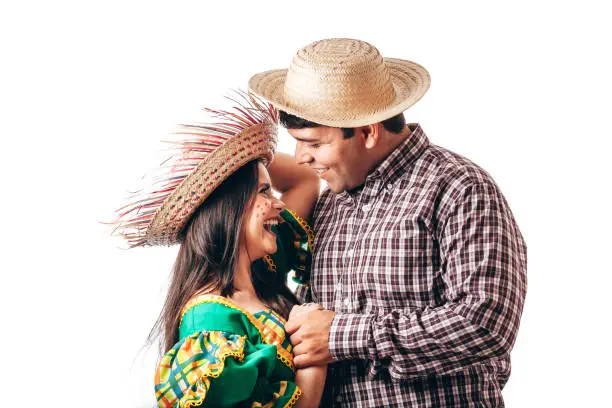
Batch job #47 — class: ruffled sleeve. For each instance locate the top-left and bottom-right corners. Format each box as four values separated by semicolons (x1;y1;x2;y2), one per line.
154;331;301;407
154;331;245;407
154;298;302;408
263;208;314;285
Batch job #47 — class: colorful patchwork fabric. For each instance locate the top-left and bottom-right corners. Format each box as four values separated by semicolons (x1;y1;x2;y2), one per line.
154;295;302;407
154;331;245;407
254;309;295;371
255;309;293;354
262;208;313;285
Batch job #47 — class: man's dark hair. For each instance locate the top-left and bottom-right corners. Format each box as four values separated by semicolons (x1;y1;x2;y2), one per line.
279;111;406;138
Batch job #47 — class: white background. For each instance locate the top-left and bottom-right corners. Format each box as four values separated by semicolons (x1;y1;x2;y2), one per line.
1;1;610;406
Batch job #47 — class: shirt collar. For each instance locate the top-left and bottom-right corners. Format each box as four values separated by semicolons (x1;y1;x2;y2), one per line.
366;123;429;186
335;124;429;205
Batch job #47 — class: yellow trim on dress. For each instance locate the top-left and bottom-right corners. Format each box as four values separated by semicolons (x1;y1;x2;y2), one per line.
180;294;295;371
154;331;247;408
286;208;315;251
263;254;277;272
251;381;287;408
251;383;302;408
180;338;246;408
284;385;303;408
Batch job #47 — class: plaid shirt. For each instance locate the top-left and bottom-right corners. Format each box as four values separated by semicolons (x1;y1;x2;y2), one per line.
297;124;527;407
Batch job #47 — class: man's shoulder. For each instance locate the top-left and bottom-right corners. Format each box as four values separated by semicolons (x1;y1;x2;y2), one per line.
412;144;513;229
413;143;500;195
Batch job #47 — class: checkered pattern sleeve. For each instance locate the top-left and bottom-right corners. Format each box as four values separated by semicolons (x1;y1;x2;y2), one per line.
329;181;527;380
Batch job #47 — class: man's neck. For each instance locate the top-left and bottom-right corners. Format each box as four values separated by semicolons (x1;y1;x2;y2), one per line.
367;125;412;174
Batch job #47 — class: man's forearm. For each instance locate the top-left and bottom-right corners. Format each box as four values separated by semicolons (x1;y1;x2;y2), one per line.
330;289;524;381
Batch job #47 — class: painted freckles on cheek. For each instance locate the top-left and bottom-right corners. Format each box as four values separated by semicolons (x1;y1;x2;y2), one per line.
262;202;271;213
254;202;269;221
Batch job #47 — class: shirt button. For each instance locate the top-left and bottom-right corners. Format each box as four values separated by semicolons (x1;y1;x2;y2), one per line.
362;204;370;212
343;298;350;307
386;183;393;192
336;395;343;403
335;283;342;292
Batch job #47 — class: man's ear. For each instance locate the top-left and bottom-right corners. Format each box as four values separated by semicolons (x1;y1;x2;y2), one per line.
360;123;381;149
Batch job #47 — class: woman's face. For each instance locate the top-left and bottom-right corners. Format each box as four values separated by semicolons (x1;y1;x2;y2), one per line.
243;162;285;261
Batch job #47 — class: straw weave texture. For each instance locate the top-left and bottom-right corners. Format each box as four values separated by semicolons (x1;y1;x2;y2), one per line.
249;38;430;127
147;123;277;246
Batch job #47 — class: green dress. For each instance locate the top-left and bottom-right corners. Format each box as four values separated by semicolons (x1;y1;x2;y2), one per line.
154;209;313;408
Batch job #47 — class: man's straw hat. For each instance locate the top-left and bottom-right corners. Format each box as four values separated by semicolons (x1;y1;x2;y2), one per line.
112;92;278;248
248;38;430;128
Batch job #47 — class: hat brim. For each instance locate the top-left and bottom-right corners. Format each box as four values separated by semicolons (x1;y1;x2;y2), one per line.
146;123;277;246
248;58;430;128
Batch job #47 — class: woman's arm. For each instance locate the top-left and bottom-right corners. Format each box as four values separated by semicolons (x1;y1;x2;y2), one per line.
289;303;326;407
268;152;320;222
295;365;327;408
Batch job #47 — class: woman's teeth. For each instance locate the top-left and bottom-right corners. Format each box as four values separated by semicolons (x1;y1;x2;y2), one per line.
263;219;278;231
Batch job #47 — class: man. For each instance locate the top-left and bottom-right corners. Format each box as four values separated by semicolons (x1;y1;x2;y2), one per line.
249;38;527;407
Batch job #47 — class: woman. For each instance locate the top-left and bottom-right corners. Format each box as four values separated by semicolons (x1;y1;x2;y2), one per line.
113;93;325;407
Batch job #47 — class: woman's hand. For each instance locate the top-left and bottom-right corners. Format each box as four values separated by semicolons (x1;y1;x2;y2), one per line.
289;303;328;407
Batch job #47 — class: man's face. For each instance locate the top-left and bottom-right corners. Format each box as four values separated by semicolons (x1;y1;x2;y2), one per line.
289;126;368;193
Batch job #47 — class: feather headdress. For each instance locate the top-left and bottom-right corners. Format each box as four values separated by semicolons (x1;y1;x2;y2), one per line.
112;91;278;248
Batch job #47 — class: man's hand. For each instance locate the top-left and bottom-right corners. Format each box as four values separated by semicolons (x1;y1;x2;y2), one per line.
285;307;336;368
288;302;323;321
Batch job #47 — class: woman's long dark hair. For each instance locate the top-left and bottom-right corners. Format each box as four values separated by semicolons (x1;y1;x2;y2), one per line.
149;160;298;353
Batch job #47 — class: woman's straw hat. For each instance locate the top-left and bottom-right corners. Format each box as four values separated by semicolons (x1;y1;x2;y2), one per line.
112;92;278;248
248;38;430;128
